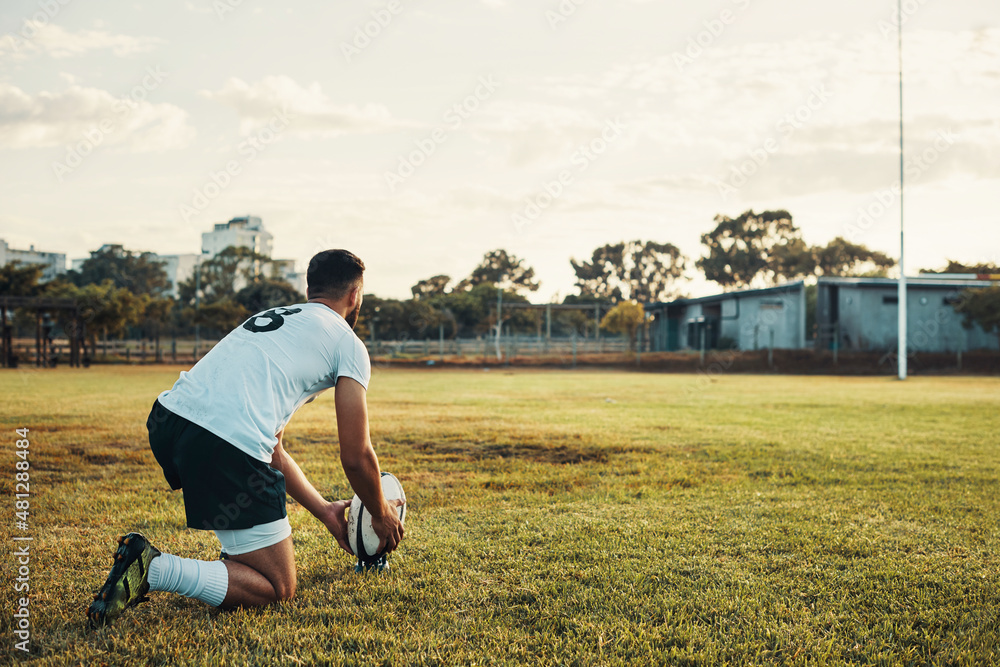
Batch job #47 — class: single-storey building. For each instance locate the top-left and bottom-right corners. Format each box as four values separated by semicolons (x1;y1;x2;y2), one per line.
646;281;807;352
816;276;997;352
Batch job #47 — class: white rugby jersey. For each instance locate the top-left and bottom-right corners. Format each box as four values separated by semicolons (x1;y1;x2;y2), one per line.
158;302;370;463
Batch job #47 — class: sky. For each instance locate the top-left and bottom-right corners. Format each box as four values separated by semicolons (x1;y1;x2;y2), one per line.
1;0;998;301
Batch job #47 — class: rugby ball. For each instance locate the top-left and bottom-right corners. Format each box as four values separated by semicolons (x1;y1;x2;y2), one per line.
347;472;406;564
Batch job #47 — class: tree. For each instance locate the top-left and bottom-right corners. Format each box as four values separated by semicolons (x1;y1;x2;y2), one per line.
411;275;451;300
924;260;1000;275
177;246;271;305
0;262;44;296
555;293;604;338
182;299;249;336
356;295;451;342
697;209;801;289
45;280;146;355
952;286;1000;349
69;245;170;296
811;237;895;277
456;250;539;294
424;283;534;339
599;301;646;352
137;295;174;343
357;296;406;342
428;288;487;338
235;278;304;314
571;240;687;303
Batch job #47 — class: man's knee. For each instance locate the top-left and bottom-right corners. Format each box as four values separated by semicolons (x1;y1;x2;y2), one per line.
271;575;296;602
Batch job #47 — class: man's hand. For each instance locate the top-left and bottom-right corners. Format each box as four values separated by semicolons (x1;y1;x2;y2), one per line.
371;498;406;555
319;499;354;554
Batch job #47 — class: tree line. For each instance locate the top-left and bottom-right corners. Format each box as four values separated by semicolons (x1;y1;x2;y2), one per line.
1;209;997;348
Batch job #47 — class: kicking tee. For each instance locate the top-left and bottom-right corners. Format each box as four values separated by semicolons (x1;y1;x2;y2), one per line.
157;302;370;463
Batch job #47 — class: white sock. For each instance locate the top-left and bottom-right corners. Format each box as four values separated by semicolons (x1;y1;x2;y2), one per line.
148;554;229;607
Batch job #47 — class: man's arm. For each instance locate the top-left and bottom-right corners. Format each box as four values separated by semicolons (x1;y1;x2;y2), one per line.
270;433;352;553
334;376;404;554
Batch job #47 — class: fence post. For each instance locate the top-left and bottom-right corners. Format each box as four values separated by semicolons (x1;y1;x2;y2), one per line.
35;311;42;367
768;329;774;370
636;326;642;367
545;304;551;355
595;304;601;352
833;320;839;365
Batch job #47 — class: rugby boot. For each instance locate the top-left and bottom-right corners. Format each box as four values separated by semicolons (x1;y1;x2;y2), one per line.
87;532;160;628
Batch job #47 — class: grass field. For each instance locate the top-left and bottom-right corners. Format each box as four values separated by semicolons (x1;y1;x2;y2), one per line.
1;366;998;666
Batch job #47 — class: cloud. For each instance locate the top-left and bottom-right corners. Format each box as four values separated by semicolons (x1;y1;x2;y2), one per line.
202;76;412;137
524;28;1000;199
0;82;195;151
0;21;163;61
471;101;623;167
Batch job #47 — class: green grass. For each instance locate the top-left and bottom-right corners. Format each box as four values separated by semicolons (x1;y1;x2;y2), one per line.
1;366;998;665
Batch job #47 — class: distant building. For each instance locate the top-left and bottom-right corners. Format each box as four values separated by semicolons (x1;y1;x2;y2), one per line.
0;238;66;282
70;245;196;298
816;276;997;352
64;216;304;300
268;258;307;296
646;281;807;351
202;216;303;296
202;215;273;258
156;253;202;299
70;243;125;273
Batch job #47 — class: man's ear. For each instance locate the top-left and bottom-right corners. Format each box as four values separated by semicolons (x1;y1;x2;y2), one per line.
349;285;362;309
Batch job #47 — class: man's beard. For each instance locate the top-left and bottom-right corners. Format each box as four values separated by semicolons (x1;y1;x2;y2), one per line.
345;302;361;329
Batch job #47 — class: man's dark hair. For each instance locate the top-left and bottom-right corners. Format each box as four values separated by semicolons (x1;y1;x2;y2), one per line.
307;249;365;300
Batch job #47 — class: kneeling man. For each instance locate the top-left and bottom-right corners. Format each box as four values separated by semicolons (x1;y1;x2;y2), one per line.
87;249;403;626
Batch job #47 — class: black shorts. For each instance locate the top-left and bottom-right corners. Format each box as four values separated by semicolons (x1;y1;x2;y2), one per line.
146;400;287;531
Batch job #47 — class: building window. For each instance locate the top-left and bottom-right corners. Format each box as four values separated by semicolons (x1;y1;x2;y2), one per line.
883;296;898;305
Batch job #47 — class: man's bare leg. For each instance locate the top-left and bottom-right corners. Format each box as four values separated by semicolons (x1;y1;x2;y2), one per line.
220;535;296;608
